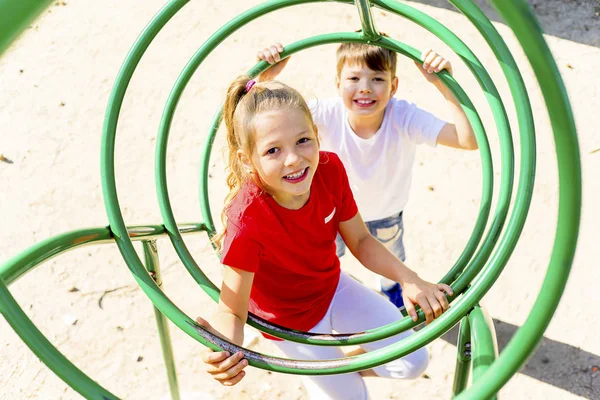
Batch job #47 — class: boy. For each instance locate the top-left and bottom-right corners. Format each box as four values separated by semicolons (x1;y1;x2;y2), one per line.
257;38;477;308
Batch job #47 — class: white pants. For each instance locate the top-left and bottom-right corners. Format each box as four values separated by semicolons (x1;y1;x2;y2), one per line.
273;272;429;400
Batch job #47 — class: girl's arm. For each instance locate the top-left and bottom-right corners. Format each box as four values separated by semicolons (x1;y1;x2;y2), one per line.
416;49;478;151
213;266;254;344
199;266;254;386
339;212;453;324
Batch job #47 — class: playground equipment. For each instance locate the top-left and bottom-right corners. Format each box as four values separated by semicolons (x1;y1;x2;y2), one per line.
0;0;581;399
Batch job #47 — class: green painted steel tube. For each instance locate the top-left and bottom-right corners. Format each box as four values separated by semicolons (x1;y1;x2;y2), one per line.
0;0;53;56
106;0;526;374
165;29;492;346
195;0;513;318
103;0;492;373
355;0;380;41
371;0;516;302
468;307;497;386
143;241;181;400
0;223;206;286
452;316;472;397
0;278;119;399
0;0;579;392
455;0;581;397
0;224;202;399
163;0;502;344
164;29;490;344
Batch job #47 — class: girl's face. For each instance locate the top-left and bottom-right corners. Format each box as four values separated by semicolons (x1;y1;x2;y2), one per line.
240;108;319;209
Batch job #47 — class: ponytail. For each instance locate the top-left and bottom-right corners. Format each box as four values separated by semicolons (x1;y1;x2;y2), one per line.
212;76;315;251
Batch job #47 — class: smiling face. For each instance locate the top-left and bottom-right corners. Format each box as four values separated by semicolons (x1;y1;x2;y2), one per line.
337;62;398;121
239;108;320;209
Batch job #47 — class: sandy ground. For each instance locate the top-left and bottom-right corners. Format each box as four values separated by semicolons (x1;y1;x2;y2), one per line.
1;0;599;399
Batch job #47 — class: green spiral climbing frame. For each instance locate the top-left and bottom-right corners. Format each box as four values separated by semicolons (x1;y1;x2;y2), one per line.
0;0;580;399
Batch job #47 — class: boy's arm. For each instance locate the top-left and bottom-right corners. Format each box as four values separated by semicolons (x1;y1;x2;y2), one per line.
417;49;478;151
339;212;453;324
256;42;290;82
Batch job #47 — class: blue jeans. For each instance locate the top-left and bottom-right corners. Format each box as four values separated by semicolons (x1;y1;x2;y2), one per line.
336;212;406;308
336;211;406;261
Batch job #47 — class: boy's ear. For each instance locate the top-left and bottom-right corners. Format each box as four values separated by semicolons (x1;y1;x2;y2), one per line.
335;75;340;89
390;76;399;96
237;149;253;172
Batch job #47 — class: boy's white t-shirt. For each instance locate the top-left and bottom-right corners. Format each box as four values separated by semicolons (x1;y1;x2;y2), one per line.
309;97;446;222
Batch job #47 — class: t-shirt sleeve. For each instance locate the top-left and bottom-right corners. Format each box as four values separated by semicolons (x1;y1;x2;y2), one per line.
308;98;339;149
329;153;358;222
307;98;326;128
220;217;261;273
398;101;447;147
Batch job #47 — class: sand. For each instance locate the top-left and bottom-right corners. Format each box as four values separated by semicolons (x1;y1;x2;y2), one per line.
1;0;599;399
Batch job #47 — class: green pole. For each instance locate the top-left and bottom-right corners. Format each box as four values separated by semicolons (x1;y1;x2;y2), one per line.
355;0;380;41
452;316;472;397
142;240;181;400
456;0;581;396
468;307;497;395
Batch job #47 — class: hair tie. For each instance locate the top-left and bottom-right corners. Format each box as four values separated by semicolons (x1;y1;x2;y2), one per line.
245;80;256;93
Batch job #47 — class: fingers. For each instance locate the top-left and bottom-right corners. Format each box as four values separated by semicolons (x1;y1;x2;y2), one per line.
221;369;246;386
205;350;245;374
201;350;230;364
438;283;454;297
426;293;444;319
420;49;451;74
434;290;450;313
204;350;249;386
417;294;434;324
403;297;418;322
257;42;284;64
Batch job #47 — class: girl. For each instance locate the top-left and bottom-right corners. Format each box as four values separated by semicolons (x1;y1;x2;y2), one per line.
197;76;453;400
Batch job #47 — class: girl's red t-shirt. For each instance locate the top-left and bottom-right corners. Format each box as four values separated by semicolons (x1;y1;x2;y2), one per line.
220;152;358;337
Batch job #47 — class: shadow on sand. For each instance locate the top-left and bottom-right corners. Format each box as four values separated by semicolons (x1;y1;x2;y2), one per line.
405;0;600;48
440;318;600;399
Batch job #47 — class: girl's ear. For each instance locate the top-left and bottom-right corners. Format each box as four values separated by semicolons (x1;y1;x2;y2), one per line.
237;149;253;172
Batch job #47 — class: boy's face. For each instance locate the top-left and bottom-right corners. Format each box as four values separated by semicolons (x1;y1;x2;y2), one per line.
336;62;398;120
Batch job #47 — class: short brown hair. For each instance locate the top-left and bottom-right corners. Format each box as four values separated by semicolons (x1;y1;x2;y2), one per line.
336;33;397;77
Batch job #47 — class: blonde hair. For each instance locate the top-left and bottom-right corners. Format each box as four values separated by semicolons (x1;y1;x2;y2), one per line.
213;76;316;251
336;33;397;78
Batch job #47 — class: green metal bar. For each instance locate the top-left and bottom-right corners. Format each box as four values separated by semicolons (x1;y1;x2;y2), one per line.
452;316;472;397
0;223;206;286
446;0;536;283
455;1;580;395
101;0;578;381
104;0;492;373
468;307;497;392
0;0;53;56
142;240;181;400
0;224;203;399
355;0;380;41
0;278;118;399
372;0;515;301
170;30;490;344
162;0;503;344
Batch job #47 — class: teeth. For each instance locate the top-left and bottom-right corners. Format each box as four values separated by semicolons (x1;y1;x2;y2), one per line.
285;168;305;179
356;99;374;104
